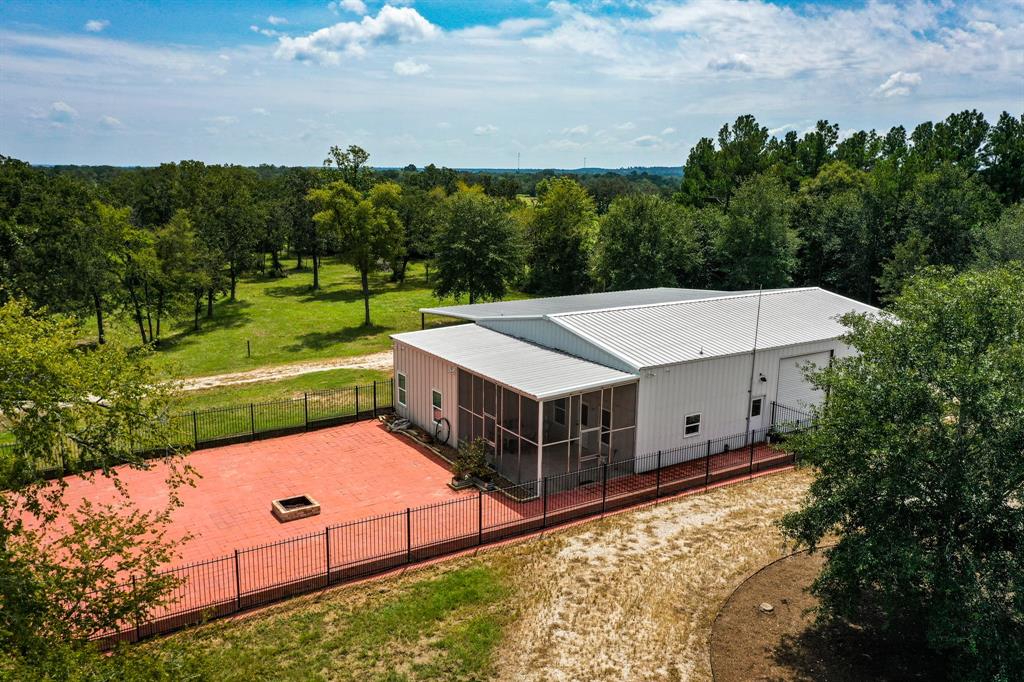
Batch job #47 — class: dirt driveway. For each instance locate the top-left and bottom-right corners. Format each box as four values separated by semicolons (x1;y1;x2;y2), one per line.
175;351;393;392
494;468;812;682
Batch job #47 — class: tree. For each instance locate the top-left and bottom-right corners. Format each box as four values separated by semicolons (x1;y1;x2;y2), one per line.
323;144;373;191
0;298;191;672
781;267;1024;679
974;202;1024;269
982;111;1024;205
390;186;442;283
594;194;700;290
152;210;207;337
195;166;259;303
526;176;597;295
432;190;523;304
716;173;798;288
307;180;404;326
903;162;999;269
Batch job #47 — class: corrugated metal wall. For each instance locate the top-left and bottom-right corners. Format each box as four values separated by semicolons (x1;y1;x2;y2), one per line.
635;339;853;470
392;340;460;448
478;318;635;373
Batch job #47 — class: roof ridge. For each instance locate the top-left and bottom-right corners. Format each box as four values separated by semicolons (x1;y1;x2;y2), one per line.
547;287;819;319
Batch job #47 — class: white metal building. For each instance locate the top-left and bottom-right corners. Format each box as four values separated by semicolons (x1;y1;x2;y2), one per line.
392;287;878;484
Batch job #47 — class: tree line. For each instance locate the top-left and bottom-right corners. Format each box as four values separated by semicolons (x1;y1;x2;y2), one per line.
2;109;1022;347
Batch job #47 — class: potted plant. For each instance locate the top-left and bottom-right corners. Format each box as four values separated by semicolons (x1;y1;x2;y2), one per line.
450;438;492;490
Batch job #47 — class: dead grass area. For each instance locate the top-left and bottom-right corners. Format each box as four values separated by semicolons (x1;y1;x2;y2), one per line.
493;468;814;682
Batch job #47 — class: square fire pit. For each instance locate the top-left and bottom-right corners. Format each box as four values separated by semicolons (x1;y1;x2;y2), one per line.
271;494;321;523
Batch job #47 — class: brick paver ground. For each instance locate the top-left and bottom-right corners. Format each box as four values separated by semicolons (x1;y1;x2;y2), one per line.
58;421;471;567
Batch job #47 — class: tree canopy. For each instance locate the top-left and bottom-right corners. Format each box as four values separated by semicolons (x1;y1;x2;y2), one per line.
781;266;1024;679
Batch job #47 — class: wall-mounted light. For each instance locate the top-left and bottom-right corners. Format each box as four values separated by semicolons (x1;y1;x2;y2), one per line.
758;373;767;383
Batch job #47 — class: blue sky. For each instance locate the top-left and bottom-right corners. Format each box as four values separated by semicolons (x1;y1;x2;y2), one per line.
2;0;1021;167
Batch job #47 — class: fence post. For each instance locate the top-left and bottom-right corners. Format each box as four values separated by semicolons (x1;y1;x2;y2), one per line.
132;575;141;642
405;507;412;564
542;477;549;528
372;381;378;418
324;526;331;586
704;439;711;489
304;393;309;431
749;430;755;477
770;401;777;427
249;403;256;440
234;549;242;612
477;489;483;546
601;463;608;515
655;450;662;499
192;410;199;448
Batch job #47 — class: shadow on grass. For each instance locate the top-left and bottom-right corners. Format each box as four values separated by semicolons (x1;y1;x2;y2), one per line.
285;324;386;351
772;616;945;681
264;282;372;304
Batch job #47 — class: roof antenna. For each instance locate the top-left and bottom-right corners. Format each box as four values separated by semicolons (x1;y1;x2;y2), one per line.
744;285;764;436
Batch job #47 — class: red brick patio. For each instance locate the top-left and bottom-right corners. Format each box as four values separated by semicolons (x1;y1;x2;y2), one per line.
58;421;472;567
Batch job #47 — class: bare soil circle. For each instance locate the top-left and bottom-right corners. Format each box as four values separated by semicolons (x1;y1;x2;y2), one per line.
711;550;946;681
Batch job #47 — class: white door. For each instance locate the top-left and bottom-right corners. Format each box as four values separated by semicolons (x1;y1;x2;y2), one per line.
776;351;832;413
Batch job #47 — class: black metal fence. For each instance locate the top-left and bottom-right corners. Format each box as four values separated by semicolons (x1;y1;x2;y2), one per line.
93;401;814;647
4;380;393;479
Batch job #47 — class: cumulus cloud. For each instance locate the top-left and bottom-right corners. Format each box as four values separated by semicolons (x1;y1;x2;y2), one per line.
563;124;590;135
661;127;676;135
275;5;439;64
267;15;288;26
251;25;282;38
31;101;79;125
523;3;620;58
874;71;922;97
473;124;499;136
330;0;369;15
393;58;430;76
707;53;754;72
84;19;109;32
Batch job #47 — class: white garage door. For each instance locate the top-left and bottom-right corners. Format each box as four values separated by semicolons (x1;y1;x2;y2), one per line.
776;351;832;412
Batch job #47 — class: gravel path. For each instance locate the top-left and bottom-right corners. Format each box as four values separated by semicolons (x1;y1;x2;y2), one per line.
174;351;393;392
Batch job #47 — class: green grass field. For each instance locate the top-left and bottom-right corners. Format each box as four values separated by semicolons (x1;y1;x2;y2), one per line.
104;259;508;380
147;564;510;681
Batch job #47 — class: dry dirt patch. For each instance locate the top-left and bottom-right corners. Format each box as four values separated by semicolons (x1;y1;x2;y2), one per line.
494;468;813;682
175;351;393;391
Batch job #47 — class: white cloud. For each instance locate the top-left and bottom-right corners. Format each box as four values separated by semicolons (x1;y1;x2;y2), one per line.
874;71;922;97
330;0;369;15
267;15;288;26
456;17;549;41
99;115;123;128
562;124;590;135
276;5;439;64
32;101;79;126
207;115;239;125
614;121;635;130
707;53;754;72
393;58;430;76
630;134;661;147
252;107;270;115
474;124;499;136
661;127;676;135
523;3;620;58
84;19;109;33
251;25;282;38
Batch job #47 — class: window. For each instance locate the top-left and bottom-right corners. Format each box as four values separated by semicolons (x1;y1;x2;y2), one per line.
684;413;702;437
432;390;443;423
397;373;407;406
750;398;763;418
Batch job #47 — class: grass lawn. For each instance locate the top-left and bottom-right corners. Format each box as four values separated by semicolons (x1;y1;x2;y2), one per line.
149;564;511;682
140;469;813;681
173;368;391;414
102;259;523;379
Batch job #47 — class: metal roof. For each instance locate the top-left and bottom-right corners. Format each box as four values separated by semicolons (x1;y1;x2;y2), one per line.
420;287;740;321
392;324;637;400
548;288;880;370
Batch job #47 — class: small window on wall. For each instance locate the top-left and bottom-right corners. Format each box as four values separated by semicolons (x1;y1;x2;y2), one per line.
432;390;443;423
684;413;702;437
750;398;763;418
397;373;407;406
